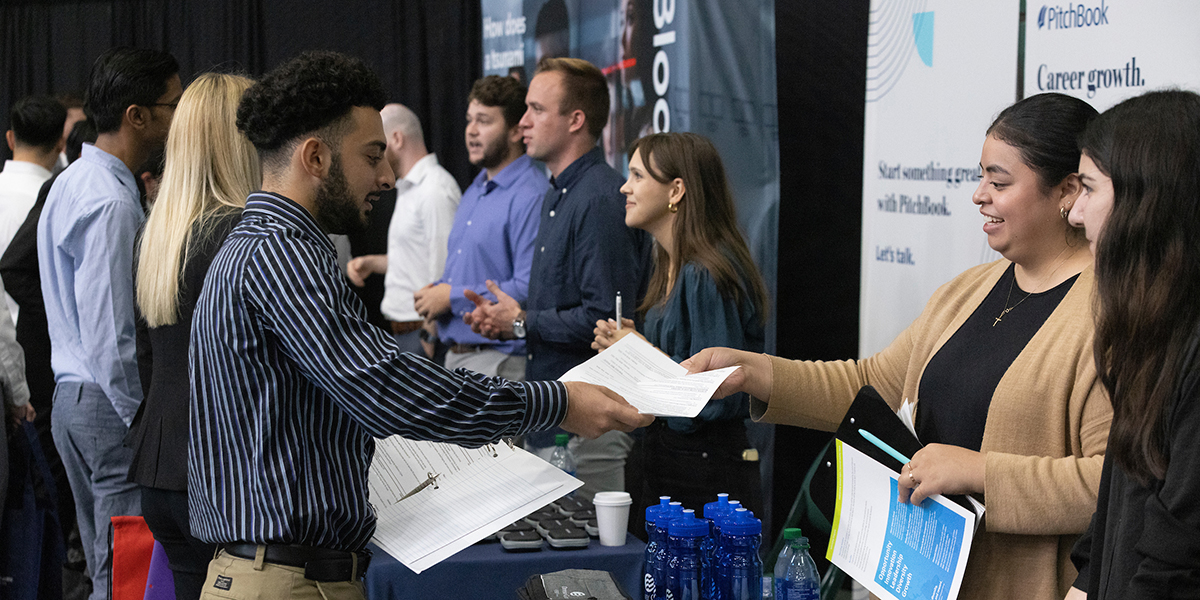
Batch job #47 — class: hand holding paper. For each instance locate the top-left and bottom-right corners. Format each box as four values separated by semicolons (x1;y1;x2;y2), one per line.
560;335;741;417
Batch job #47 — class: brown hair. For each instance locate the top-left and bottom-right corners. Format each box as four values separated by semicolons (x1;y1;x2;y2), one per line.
468;75;527;129
629;132;768;323
534;57;609;139
1086;90;1200;484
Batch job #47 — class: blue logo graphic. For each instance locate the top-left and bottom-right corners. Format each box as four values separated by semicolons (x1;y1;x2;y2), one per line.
1038;6;1048;28
1038;1;1110;30
913;12;934;67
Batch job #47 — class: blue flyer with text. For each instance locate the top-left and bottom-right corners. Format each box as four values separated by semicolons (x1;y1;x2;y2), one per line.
827;440;979;600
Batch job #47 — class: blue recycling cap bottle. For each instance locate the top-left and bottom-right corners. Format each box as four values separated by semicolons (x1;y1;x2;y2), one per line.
652;502;684;599
701;494;733;600
643;497;671;600
717;508;762;600
666;510;709;600
775;529;819;600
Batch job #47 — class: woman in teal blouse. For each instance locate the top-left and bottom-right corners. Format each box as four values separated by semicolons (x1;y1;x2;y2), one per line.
593;132;768;526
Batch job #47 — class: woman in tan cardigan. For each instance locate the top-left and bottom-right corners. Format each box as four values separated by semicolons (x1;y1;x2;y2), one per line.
685;93;1111;600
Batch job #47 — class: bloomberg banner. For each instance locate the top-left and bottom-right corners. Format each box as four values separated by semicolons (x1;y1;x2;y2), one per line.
482;0;780;351
1025;0;1200;110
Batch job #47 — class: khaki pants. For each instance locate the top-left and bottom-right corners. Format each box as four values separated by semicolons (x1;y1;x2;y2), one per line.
199;550;366;600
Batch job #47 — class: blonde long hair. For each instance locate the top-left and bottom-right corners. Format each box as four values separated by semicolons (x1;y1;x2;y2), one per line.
137;73;260;326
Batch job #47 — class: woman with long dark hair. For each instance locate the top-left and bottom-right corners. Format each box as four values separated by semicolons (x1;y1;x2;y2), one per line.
592;132;769;522
1066;89;1200;598
683;93;1109;599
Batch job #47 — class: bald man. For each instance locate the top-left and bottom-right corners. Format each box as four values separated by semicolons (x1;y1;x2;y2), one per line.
346;103;460;355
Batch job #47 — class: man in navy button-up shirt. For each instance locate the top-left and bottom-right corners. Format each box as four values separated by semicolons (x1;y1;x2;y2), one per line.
464;58;652;497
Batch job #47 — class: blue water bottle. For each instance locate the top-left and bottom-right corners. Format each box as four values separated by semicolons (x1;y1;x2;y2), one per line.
702;494;733;599
666;510;708;600
717;508;762;600
654;502;684;599
774;529;819;600
644;497;671;600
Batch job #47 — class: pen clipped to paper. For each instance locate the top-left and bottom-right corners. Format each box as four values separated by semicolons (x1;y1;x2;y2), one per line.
858;428;911;464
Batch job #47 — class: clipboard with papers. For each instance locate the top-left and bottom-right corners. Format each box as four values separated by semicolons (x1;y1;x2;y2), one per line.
826;386;985;600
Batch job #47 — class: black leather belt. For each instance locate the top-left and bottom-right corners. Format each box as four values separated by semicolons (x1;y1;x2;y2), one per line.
222;543;371;582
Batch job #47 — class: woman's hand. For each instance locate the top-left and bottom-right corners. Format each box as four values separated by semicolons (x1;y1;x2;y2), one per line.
898;444;986;505
592;318;639;351
1064;587;1087;600
680;347;773;401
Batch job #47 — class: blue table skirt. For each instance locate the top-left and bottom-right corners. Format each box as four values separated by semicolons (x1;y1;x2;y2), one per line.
366;534;646;600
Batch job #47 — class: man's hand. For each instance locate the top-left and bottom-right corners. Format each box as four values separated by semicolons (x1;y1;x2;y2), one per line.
592;318;640;351
346;254;386;287
680;347;773;401
413;283;451;319
559;381;654;439
898;444;986;505
9;403;35;428
463;280;522;339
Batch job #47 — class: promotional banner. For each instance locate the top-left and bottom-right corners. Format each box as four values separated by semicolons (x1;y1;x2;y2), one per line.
482;0;779;351
858;1;1019;356
1024;0;1200;111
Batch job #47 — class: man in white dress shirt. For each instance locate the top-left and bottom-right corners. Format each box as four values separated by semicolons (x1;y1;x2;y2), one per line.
347;103;461;355
1;96;66;322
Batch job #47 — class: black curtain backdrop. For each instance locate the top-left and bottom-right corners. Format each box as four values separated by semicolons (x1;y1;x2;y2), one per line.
1;0;483;189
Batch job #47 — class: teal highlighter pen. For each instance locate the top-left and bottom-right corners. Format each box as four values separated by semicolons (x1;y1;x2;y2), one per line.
857;429;911;464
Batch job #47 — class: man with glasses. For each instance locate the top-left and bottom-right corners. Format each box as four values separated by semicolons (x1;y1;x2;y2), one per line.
38;46;180;600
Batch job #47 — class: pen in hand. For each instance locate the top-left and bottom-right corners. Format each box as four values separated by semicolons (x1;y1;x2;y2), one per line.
615;292;623;331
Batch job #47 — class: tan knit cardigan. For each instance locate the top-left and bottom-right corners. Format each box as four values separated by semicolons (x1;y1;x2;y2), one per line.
755;260;1112;600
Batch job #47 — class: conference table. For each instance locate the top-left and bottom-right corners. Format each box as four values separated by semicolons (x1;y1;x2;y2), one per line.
365;534;646;600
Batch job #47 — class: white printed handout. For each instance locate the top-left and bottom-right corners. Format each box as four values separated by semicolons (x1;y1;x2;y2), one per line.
369;436;581;573
558;334;739;417
828;440;977;600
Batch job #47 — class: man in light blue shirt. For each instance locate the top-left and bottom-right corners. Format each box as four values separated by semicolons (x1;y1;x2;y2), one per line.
412;75;547;378
38;47;180;600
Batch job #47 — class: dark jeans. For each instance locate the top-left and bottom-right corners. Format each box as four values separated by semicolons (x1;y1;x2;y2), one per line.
140;487;217;600
625;419;763;538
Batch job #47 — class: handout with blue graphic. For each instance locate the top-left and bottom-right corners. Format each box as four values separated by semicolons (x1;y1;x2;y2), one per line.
827;440;978;600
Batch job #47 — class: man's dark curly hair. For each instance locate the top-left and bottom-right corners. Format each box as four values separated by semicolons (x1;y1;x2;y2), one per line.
237;51;387;169
468;76;527;130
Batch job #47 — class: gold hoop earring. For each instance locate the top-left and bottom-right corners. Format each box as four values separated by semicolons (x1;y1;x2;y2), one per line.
668;202;678;213
1060;205;1070;220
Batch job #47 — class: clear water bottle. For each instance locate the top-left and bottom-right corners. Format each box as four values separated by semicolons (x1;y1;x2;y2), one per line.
666;510;708;600
547;433;576;477
654;502;684;600
774;529;819;600
771;529;800;599
717;508;762;600
644;497;671;600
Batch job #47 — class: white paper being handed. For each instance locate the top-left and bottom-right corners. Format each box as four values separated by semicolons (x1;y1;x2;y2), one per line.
558;334;740;417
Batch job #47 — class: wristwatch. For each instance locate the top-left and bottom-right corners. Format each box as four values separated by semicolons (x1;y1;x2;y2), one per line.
512;316;527;339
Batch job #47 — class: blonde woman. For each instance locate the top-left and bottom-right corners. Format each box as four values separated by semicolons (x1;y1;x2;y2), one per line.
127;73;259;600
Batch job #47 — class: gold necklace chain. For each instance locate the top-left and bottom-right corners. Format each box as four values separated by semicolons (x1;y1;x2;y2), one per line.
993;247;1077;327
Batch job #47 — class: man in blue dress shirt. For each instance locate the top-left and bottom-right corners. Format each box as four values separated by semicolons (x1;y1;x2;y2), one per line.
38;47;181;600
188;51;650;600
410;75;547;379
464;57;653;498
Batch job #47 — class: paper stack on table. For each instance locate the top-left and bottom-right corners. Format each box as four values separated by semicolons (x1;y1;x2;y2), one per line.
558;334;739;417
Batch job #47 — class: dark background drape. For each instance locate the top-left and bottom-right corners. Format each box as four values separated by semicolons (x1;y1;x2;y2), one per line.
1;0;868;552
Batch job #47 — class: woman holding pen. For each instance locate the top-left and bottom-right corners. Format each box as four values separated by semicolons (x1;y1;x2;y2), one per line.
684;93;1110;600
592;132;769;526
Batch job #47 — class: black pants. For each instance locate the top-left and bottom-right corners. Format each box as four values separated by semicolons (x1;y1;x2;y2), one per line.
625;419;763;538
140;486;218;600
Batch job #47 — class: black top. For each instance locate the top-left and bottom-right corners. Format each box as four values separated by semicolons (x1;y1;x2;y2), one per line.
127;209;242;490
916;263;1077;451
1072;327;1200;598
0;177;55;410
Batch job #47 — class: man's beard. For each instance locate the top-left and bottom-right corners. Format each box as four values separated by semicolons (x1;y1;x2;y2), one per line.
476;133;512;172
314;152;369;235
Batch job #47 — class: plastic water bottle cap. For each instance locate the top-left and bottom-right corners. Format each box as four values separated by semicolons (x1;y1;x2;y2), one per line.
703;493;732;519
554;433;569;446
667;513;709;537
646;497;671;524
783;527;803;540
721;508;762;535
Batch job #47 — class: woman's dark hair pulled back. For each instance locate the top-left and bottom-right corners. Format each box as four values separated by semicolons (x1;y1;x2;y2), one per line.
986;92;1098;190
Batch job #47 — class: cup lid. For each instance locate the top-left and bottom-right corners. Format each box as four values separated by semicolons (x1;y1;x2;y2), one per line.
592;491;632;506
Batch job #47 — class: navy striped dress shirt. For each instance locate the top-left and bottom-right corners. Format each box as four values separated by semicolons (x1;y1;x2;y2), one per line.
187;192;568;551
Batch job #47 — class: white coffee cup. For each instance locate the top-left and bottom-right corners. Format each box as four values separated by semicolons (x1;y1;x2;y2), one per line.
591;491;633;546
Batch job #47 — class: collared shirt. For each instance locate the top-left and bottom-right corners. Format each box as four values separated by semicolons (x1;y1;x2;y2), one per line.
188;192;568;551
37;144;144;424
380;153;461;322
524;147;652;381
0;159;53;322
436;154;547;352
0;277;29;407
